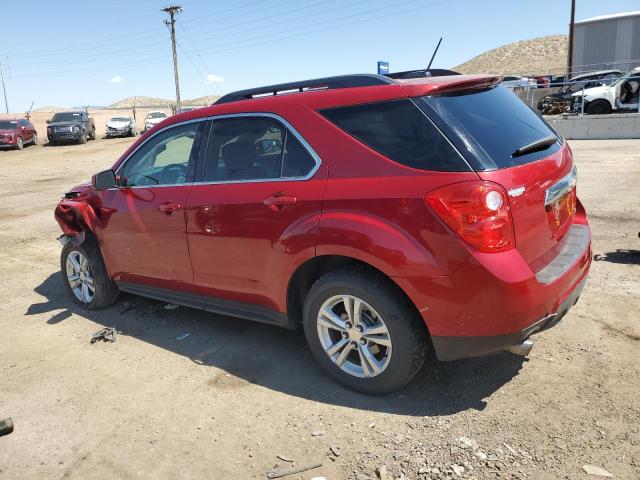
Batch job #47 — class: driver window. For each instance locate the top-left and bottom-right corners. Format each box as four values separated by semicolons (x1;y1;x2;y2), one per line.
120;122;201;187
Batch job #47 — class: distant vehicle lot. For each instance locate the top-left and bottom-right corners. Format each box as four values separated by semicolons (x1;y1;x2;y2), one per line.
0;138;638;479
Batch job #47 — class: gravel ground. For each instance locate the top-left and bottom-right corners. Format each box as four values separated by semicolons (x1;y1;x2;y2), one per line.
0;138;638;480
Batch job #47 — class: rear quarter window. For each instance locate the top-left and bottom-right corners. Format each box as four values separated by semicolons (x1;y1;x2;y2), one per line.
320;99;470;172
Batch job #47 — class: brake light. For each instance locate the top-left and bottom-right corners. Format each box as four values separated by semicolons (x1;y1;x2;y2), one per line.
425;181;515;253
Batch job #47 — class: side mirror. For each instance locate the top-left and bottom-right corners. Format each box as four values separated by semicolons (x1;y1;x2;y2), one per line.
46;120;51;124
92;169;117;190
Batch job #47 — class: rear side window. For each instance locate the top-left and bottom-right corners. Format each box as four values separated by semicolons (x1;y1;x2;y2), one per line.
420;86;560;169
320;99;469;172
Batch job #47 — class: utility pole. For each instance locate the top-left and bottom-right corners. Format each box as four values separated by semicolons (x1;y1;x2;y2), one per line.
567;0;576;77
162;5;183;113
0;61;9;113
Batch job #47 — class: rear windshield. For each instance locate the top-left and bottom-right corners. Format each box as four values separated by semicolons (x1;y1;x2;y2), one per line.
419;86;560;169
320;99;470;172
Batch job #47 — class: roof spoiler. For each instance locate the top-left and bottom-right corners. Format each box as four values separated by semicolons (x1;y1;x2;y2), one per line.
427;75;503;95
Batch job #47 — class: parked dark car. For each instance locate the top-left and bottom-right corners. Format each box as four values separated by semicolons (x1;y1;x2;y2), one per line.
47;111;96;145
538;70;623;114
0;118;37;150
55;74;591;394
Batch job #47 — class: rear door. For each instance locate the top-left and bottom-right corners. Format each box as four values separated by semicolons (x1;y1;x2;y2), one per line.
186;114;327;312
419;85;576;266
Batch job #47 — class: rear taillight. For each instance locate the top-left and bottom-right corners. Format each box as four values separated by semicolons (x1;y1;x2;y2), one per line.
425;181;515;253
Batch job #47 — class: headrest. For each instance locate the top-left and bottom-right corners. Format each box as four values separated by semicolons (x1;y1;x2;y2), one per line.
221;141;255;170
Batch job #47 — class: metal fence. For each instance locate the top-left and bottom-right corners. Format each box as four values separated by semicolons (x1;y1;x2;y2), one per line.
511;75;640;116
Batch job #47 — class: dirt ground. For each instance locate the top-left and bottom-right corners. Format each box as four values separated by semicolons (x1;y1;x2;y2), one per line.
0;138;638;480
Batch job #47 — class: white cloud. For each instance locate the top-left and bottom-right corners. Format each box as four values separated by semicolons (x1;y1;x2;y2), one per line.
205;73;225;83
109;76;124;83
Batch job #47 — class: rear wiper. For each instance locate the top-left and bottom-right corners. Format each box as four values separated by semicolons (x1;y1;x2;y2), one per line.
512;135;558;158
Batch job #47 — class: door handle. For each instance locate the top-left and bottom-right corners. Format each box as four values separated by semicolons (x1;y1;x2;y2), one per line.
263;193;297;211
158;202;183;215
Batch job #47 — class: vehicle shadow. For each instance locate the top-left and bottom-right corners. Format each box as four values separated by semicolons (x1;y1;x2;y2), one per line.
594;249;640;265
27;272;526;416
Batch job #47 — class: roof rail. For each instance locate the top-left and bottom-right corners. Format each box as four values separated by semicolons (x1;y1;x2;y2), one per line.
214;74;395;105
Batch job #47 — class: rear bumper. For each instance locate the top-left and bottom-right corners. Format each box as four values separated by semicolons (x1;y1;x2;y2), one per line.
393;215;591;361
431;274;587;360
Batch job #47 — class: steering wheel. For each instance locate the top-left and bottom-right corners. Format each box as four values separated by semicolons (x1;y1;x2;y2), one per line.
163;163;188;184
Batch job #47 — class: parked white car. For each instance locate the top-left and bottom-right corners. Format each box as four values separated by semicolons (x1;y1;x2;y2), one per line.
143;111;168;132
104;116;137;138
501;75;537;89
571;67;640;114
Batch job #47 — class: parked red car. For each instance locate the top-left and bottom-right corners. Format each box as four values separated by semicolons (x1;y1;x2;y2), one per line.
0;118;37;150
55;74;591;394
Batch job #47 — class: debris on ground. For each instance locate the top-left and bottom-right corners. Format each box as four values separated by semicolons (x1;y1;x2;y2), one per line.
311;430;325;437
90;327;116;344
0;418;14;437
276;454;294;463
329;445;341;457
582;465;614;477
376;465;391;480
175;333;190;341
163;303;179;310
266;462;322;479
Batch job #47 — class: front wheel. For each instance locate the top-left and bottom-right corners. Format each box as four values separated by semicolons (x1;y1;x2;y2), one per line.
31;133;38;145
15;137;23;150
303;269;427;394
586;99;612;115
61;240;119;309
78;132;87;144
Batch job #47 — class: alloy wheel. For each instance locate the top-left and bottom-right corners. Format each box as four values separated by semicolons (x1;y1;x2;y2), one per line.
316;294;392;378
65;251;95;303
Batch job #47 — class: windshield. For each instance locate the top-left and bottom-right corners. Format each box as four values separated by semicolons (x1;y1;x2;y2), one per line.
110;117;130;122
611;69;640;87
420;85;560;170
0;121;18;130
51;112;82;122
146;112;167;119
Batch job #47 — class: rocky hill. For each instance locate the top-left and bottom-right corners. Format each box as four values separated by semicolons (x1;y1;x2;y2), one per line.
108;96;174;109
453;35;568;75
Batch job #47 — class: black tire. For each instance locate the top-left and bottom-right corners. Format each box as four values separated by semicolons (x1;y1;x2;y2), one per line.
78;132;87;144
48;140;57;146
303;268;427;395
31;133;38;145
89;128;96;140
15;137;23;150
61;238;119;309
586;99;612;115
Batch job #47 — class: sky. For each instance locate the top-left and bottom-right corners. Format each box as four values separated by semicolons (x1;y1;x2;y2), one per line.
1;0;639;112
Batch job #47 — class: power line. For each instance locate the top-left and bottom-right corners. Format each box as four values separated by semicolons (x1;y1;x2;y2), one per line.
0;61;9;113
177;20;224;97
8;0;452;79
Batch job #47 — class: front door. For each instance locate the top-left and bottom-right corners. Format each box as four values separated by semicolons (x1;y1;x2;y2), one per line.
186;114;326;311
95;120;206;290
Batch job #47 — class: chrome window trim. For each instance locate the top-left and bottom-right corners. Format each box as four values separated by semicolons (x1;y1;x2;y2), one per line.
111;118;205;190
112;113;321;190
196;112;322;185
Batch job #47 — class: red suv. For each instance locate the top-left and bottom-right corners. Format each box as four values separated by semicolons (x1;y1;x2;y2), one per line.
0;118;37;150
55;74;591;394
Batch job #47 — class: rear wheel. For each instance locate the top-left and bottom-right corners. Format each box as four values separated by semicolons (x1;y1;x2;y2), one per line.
303;269;427;394
61;239;119;309
89;127;96;140
586;99;612;115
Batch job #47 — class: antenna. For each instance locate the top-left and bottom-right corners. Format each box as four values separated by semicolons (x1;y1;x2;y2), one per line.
426;37;443;75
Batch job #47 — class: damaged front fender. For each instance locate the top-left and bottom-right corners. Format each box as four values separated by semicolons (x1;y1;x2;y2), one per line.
54;199;100;238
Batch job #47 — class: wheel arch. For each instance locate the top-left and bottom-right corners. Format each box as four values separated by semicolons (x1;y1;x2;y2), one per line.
286;254;428;336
